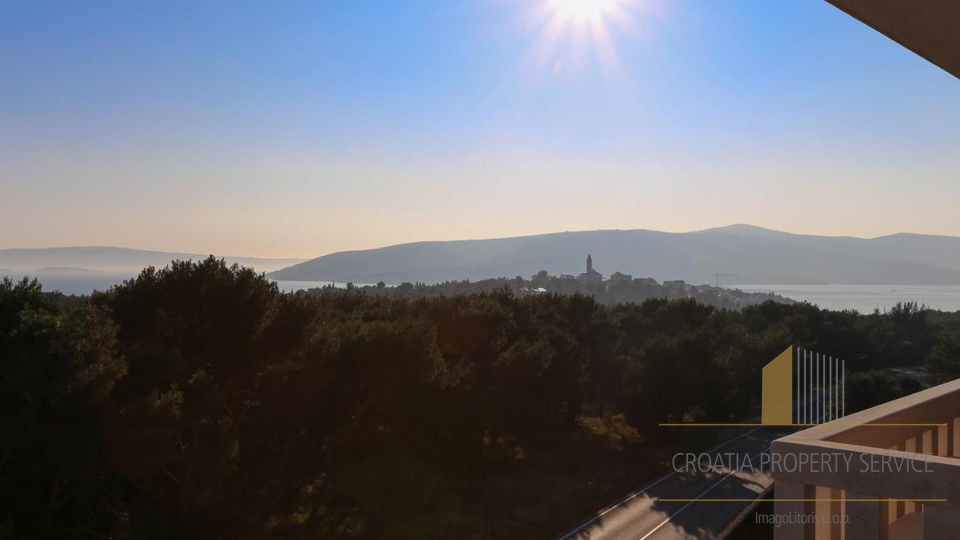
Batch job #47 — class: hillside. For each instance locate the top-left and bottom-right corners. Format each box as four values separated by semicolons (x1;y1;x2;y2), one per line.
270;225;960;286
0;247;305;274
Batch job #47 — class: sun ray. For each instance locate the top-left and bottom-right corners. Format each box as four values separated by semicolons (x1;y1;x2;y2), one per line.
519;0;640;80
551;0;620;24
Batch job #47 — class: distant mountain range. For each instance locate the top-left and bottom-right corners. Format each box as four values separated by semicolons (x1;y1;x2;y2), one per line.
33;266;103;274
268;225;960;286
0;247;305;274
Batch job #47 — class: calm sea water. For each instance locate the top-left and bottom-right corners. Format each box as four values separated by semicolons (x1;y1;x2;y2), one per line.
272;280;377;292
0;272;134;295
6;272;960;312
0;272;366;296
735;284;960;313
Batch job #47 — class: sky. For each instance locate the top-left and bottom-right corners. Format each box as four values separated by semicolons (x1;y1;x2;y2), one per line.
2;0;959;258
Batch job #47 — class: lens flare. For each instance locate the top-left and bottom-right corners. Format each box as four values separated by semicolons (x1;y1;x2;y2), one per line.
521;0;641;80
550;0;620;22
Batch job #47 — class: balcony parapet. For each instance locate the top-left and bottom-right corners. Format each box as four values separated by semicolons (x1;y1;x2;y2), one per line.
771;378;960;539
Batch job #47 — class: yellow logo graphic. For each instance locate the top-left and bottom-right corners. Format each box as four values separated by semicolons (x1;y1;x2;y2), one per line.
761;346;794;425
761;345;846;426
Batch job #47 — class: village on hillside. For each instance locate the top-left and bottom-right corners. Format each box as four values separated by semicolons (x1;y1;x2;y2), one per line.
323;254;792;310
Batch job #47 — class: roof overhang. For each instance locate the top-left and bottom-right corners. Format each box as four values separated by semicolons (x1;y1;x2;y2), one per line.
825;0;960;79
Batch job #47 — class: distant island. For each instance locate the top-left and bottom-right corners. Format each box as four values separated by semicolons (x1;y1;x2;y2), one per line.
269;225;960;286
0;248;309;296
32;266;102;274
0;246;305;274
302;254;793;310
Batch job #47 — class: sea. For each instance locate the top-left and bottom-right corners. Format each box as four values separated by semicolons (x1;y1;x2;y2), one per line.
0;271;366;296
735;284;960;313
4;272;960;313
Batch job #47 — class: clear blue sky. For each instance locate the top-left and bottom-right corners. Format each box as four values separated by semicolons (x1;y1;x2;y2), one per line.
2;0;959;257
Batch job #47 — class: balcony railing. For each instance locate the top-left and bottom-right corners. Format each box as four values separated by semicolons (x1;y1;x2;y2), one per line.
771;378;960;539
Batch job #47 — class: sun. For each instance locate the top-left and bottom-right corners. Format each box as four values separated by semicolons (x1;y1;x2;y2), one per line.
550;0;621;23
522;0;638;79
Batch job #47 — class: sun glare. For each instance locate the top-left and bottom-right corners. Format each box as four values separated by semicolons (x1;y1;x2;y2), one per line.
550;0;620;22
522;0;639;79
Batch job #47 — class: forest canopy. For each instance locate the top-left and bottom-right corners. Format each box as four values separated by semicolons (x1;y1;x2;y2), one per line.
1;257;956;540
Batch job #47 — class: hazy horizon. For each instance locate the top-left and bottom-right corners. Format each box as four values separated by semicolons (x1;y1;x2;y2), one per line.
4;223;960;260
4;0;960;258
3;3;959;540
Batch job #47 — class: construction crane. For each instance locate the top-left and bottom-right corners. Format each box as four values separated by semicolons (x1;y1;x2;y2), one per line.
715;273;738;288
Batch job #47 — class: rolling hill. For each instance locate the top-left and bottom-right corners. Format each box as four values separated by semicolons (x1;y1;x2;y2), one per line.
0;247;305;274
269;225;960;286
